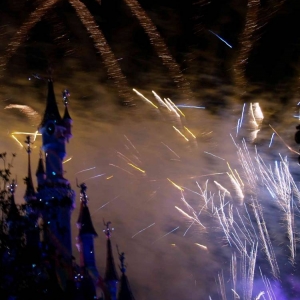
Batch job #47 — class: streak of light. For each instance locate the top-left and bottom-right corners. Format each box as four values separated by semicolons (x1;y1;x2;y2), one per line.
151;226;180;244
75;167;96;174
175;206;203;227
11;135;24;148
269;124;300;155
176;105;205;109
161;142;180;158
69;0;133;104
0;0;60;76
12;131;41;140
231;289;240;298
63;157;72;164
152;91;168;107
171;244;176;247
127;163;145;174
124;0;194;102
236;118;241;137
204;151;225;161
167;98;185;117
255;292;265;300
91;195;120;215
117;151;136;165
82;173;105;182
184;126;196;139
167;178;184;191
240;103;246;128
131;223;155;238
164;98;180;117
106;175;113;180
173;126;189;142
208;30;232;48
234;169;244;187
195;243;207;250
124;135;139;154
109;163;134;176
133;89;158;109
269;133;275;148
214;181;231;196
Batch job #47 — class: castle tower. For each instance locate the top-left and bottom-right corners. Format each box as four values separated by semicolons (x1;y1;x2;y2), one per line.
62;89;72;143
37;79;75;254
117;251;135;300
76;182;99;277
24;135;36;203
104;222;119;300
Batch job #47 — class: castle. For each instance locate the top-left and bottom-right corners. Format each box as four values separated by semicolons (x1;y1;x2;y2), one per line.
1;79;135;300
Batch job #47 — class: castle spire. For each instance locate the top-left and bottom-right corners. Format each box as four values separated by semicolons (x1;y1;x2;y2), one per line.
104;221;119;300
117;251;135;300
62;89;72;142
76;182;99;279
40;79;62;127
24;135;36;202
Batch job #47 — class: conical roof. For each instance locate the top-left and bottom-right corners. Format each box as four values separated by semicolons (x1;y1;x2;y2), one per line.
118;273;135;300
77;201;98;236
105;237;119;282
24;142;36;201
63;105;72;120
40;79;62;127
36;154;45;176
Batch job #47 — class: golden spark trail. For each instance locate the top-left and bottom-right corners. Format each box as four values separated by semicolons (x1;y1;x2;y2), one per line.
0;0;60;77
152;91;168;108
124;0;194;102
173;126;189;142
5;105;41;126
195;243;207;250
167;178;184;191
184;126;196;139
63;157;72;164
68;0;133;104
133;89;158;109
167;98;185;117
11;135;24;148
127;163;145;174
233;0;260;91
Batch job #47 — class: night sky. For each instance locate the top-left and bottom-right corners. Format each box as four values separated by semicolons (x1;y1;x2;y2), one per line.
1;0;300;299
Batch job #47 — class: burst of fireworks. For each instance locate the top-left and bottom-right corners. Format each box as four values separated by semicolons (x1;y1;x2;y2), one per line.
124;0;194;102
0;0;60;75
5;104;41;126
68;0;133;104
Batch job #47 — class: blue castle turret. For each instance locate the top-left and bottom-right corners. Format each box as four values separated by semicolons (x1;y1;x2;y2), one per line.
117;251;135;300
76;182;99;277
37;78;75;254
104;222;119;300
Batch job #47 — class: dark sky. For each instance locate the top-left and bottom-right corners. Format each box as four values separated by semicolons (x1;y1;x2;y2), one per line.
1;1;300;299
